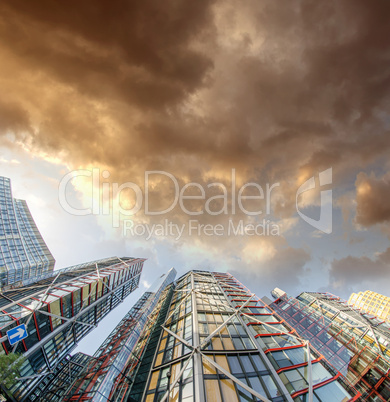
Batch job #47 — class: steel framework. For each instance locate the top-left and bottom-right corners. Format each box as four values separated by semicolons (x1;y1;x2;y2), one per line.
141;271;359;402
0;257;144;401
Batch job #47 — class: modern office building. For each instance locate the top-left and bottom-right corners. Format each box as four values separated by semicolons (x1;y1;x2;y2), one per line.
139;271;360;401
348;290;390;323
0;256;145;401
0;176;55;288
270;290;390;401
37;268;177;401
38;270;360;401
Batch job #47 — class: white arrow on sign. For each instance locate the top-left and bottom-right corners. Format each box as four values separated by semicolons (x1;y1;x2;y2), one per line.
9;327;26;339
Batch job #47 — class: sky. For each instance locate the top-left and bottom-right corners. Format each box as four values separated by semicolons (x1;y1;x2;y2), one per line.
1;0;390;355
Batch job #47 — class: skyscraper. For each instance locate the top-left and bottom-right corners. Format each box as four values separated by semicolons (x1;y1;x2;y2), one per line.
0;256;145;401
0;176;55;288
39;268;177;401
269;290;390;401
140;271;358;401
43;270;359;401
348;290;390;323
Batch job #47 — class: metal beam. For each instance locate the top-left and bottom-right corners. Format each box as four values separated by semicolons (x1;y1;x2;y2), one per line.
37;310;96;328
0;259;139;312
163;292;191;326
11;272;62;351
161;326;192;349
215;275;294;402
22;273;140;359
160;350;196;402
16;371;54;381
309;297;386;357
201;295;255;347
241;312;306;344
306;341;313;402
201;352;271;402
191;272;205;402
160;272;275;402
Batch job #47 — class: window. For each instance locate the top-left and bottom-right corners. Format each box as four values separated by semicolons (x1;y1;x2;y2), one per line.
251;355;266;372
227;356;242;374
205;379;222;402
314;380;351;401
240;356;255;373
248;377;266;397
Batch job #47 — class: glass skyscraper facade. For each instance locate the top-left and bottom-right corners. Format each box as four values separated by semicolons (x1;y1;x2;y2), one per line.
0;256;144;401
8;270;361;401
137;271;358;402
39;268;177;401
0;176;55;288
269;291;390;401
55;270;360;401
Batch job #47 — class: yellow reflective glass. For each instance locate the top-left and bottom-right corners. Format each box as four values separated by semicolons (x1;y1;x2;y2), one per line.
212;336;223;350
205;379;222;402
203;356;217;375
149;371;159;390
215;355;230;372
220;379;238;402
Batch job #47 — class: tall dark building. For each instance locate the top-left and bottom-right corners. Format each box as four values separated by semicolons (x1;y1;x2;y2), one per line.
39;271;360;401
0;256;145;401
0;176;55;288
269;290;390;401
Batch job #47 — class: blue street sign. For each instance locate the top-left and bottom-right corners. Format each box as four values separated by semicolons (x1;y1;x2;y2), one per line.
7;324;28;346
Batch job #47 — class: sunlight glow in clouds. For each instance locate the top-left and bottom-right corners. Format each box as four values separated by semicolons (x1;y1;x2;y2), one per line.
0;0;390;302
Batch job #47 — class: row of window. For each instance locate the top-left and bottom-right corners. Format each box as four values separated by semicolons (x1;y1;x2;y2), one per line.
6;271;141;399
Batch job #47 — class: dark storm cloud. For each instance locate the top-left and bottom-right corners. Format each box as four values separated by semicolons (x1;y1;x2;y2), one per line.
0;99;31;136
1;0;390;282
0;0;389;175
0;0;214;107
329;247;390;295
355;172;390;226
0;0;216;177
